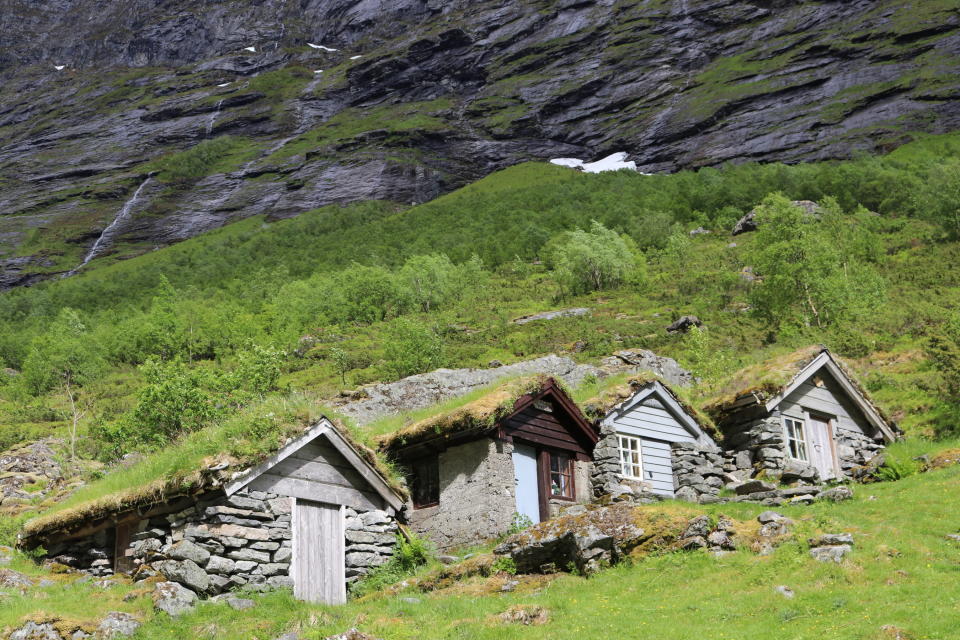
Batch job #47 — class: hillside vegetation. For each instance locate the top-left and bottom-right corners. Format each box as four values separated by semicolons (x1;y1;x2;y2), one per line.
3;133;960;465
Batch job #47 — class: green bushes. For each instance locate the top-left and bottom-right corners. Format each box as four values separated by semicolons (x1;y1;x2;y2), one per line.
545;221;645;295
150;136;257;184
381;318;445;380
746;195;886;330
351;532;434;597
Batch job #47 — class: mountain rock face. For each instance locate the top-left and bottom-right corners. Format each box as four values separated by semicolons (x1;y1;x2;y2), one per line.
1;0;958;286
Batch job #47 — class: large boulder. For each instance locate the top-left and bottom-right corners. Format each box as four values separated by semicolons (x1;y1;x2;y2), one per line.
808;533;854;563
9;622;62;640
735;480;777;495
494;503;701;575
599;350;695;387
96;612;141;638
0;568;34;590
666;315;703;335
819;486;854;502
153;581;198;617
732;200;821;235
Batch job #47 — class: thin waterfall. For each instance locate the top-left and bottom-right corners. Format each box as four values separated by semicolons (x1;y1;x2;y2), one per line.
63;174;154;277
205;99;224;138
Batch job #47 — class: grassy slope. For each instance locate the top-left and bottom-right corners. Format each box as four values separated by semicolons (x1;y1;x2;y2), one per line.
4;439;960;639
3;133;960;460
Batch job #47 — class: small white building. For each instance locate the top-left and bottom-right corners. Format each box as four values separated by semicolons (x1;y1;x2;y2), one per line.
586;378;717;498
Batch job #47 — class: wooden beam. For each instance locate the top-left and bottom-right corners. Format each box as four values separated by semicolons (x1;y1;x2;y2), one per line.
248;474;384;511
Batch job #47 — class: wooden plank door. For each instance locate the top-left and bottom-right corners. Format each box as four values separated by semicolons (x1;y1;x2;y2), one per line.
807;415;838;481
293;500;346;605
512;444;540;525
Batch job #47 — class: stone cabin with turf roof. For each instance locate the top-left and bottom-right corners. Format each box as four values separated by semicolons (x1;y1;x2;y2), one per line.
377;376;598;551
583;375;722;502
704;346;899;487
18;417;404;606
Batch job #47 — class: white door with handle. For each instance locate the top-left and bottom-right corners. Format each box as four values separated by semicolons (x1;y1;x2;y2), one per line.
806;415;837;481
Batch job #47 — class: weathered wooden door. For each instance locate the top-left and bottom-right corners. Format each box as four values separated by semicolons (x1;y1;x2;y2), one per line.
293;500;345;605
512;444;540;525
807;415;838;481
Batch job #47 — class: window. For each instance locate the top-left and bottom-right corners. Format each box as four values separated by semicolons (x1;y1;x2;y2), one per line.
410;456;439;508
618;436;643;479
549;452;574;499
783;417;809;461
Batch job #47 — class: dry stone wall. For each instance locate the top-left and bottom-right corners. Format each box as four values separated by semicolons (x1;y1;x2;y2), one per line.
43;488;397;597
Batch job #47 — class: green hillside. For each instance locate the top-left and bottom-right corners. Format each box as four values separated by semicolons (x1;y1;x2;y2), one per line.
3;132;960;459
3;130;960;639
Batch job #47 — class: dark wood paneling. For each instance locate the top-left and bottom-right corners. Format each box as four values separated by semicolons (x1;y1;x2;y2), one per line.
504;405;589;455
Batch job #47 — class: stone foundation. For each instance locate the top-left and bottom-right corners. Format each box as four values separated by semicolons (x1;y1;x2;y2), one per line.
43;488;397;596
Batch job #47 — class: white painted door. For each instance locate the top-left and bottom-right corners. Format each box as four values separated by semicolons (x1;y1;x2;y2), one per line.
807;415;837;481
293;500;346;605
512;444;540;524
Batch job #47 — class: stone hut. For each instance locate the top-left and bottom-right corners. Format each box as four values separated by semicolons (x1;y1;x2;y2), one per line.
703;346;898;485
584;376;721;501
19;418;404;605
377;376;598;550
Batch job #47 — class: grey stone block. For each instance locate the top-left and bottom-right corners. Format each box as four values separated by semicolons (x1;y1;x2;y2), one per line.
228;549;271;563
167;540;211;566
205;556;235;575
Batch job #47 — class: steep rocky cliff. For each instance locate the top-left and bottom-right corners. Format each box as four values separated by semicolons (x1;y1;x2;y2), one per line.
1;0;958;286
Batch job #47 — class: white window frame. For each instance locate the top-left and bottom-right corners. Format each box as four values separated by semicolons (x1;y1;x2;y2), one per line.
618;435;643;480
782;416;809;462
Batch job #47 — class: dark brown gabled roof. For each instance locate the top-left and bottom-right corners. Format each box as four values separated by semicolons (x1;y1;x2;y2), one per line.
376;375;597;455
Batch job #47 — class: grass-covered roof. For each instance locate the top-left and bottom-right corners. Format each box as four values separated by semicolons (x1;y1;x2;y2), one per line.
701;345;826;414
375;376;556;452
580;373;718;438
21;396;402;542
701;346;893;433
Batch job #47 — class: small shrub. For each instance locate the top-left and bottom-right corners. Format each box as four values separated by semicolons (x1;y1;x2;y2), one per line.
507;512;534;536
491;555;517;575
350;532;434;598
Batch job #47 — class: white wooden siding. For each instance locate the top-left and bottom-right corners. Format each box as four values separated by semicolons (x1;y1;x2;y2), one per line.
293;500;345;605
248;441;386;511
777;369;873;438
608;400;699;497
614;405;693;442
639;438;676;495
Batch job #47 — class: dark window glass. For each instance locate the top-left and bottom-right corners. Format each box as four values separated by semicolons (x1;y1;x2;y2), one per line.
549;452;574;499
411;456;440;508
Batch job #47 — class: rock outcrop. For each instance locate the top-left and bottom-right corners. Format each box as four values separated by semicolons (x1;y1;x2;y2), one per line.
1;0;958;285
337;351;690;426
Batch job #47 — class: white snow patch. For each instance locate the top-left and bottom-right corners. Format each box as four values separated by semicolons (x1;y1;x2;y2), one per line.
313;69;323;74
549;158;584;169
308;43;338;52
550;152;644;174
54;65;65;71
217;82;231;87
243;46;257;53
350;55;362;60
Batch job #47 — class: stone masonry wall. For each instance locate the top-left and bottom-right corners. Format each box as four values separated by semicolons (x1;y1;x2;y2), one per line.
671;442;727;503
407;438;517;551
44;488;397;597
590;423;626;498
723;416;791;475
835;428;884;476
